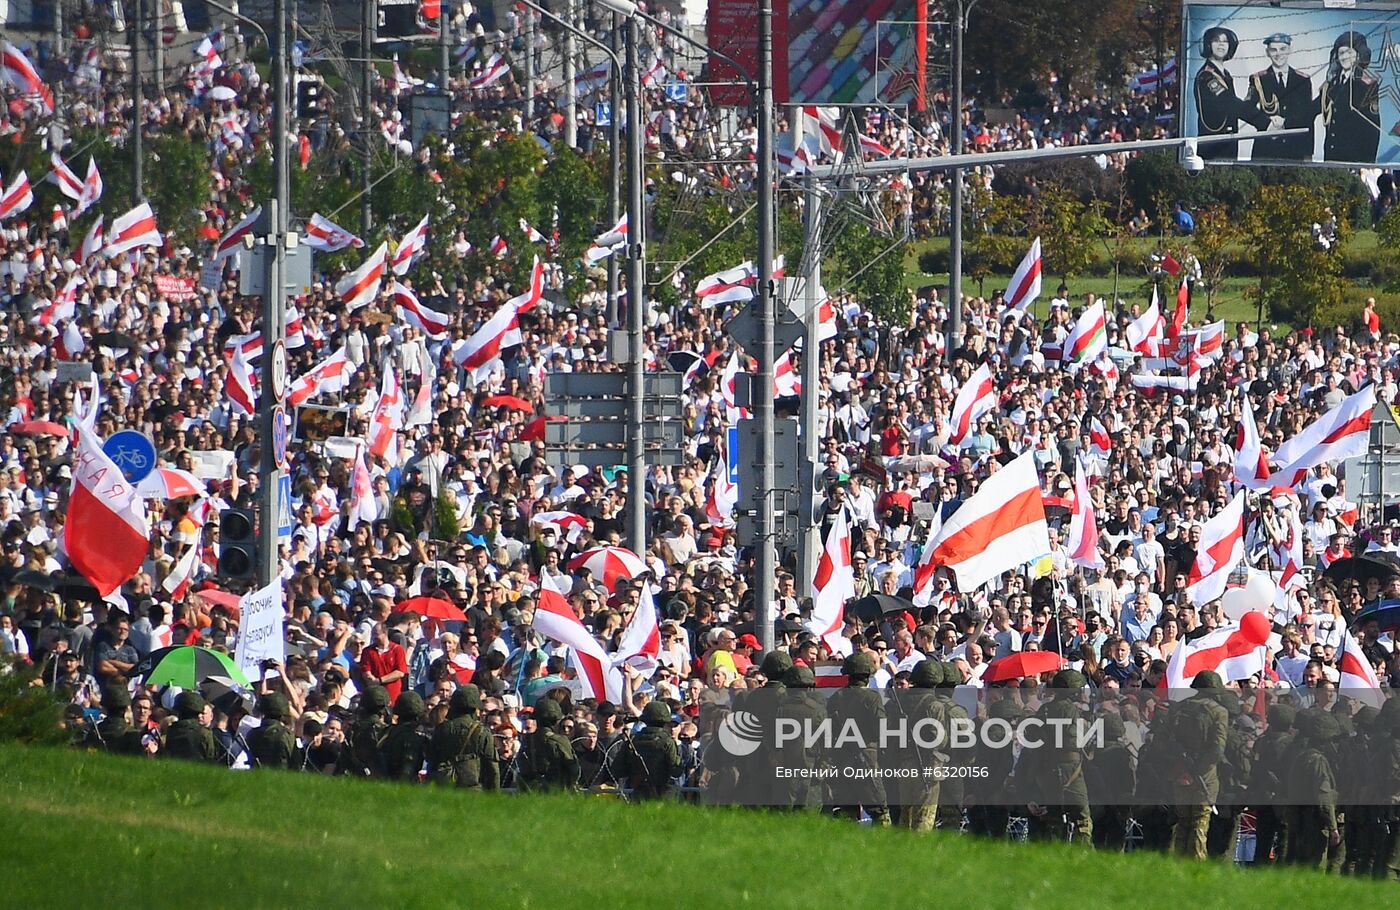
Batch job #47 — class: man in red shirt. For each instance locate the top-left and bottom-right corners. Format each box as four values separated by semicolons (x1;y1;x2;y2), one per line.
360;623;409;702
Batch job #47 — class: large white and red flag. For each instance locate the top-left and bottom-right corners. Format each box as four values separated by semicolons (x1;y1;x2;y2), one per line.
367;368;404;464
304;213;364;252
214;206;262;261
67;428;151;600
336;242;389;310
287;346;357;407
1186;490;1246;606
47;153;83;201
800;105;842;159
1338;626;1384;707
808;507;855;656
0;170;33;221
910;505;944;609
392;282;450;337
1125;287;1164;355
1233;393;1273;489
77;158;103;215
1268;384;1376;486
453;300;522;383
1087;416;1112;457
104;202;162;256
1163;614;1268;694
469;53;510;89
226;344;257;417
926;450;1051;591
696;256;785;306
705;431;738;528
79;215;105;265
613;585;661;671
348;444;377;531
534;572;623;701
585;214;627;264
506;256;545;314
946;362;995;448
1;41;54;113
390;214;430;275
1065;457;1105;570
1004;237;1042;317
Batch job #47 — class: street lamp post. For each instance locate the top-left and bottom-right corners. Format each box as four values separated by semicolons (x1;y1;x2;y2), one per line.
947;0;982;353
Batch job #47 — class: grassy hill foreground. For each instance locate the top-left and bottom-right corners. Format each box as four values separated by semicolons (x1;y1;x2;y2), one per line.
0;742;1391;909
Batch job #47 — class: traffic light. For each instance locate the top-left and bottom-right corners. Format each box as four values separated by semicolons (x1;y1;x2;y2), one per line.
218;508;257;579
296;76;325;118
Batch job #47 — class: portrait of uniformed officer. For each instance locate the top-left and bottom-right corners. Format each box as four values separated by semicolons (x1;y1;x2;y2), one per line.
1313;30;1381;163
1194;26;1271;159
1245;32;1313;160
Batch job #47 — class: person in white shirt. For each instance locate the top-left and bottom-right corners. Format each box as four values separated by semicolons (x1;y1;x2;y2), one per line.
889;628;926;674
1274;632;1309;687
845;475;878;532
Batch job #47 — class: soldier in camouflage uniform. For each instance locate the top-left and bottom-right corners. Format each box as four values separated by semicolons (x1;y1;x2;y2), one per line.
83;686;144;756
738;650;792;805
516;697;579;791
967;692;1023;839
888;659;950;831
1086;712;1136;851
164;692;217;762
246;693;297;769
1343;705;1382;876
777;664;827;811
825;651;889;825
618;700;682;800
381;691;428;781
934;661;970;831
1168;670;1230;860
1285;710;1342;870
1207;695;1253;858
341;684;390;778
1248;701;1296;865
427;684;499;789
1018;669;1093;846
1374;698;1400;880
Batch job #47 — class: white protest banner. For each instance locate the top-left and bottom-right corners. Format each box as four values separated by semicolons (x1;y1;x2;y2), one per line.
234;579;285;679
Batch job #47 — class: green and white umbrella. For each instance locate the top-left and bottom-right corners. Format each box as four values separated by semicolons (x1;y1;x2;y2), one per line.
134;646;249;688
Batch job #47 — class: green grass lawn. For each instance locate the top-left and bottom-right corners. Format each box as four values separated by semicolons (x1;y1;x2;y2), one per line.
0;743;1391;909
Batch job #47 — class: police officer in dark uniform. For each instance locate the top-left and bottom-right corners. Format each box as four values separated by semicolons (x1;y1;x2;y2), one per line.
381;691;428;781
1374;697;1400;880
1285;710;1342;869
164;692;217;762
427;684;500;789
968;691;1022;839
516;697;579;791
888;659;950;831
1018;669;1093;845
1086;712;1136;851
778;664;827;811
825;652;889;825
1314;30;1381;163
246;693;297;769
736;650;792;804
341;684;390;778
83;686;145;755
1248;701;1296;865
1245;33;1313;160
934;661;970;831
1194;26;1271;159
618;700;682;800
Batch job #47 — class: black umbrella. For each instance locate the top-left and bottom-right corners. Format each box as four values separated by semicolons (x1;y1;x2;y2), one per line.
6;568;58;591
1351;598;1400;632
732;617;806;637
1323;554;1400;588
200;675;255;716
847;593;916;623
93;330;140;351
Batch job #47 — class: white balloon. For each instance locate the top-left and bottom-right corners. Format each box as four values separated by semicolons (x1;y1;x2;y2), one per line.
1243;573;1277;610
1221;587;1252;621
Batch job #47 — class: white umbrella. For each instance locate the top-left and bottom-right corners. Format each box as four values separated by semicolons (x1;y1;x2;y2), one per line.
206;85;238;102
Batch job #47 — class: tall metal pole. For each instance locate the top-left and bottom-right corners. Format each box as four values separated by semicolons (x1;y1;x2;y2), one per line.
153;0;164;99
624;15;646;556
562;0;577;148
797;176;822;596
754;0;777;653
606;12;621;327
439;0;451;87
360;0;374;236
523;6;536;123
132;0;144;203
948;0;965;351
258;0;290;588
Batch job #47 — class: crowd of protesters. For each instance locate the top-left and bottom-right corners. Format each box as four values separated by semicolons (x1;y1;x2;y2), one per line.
0;4;1398;871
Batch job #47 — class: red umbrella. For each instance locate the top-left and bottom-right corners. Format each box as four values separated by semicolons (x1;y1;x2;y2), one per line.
482;394;534;413
10;420;69;438
567;546;647;592
136;467;204;499
394;595;466;622
981;650;1065;683
518;415;565;442
192;587;242;620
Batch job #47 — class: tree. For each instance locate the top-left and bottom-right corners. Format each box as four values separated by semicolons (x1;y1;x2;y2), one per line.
1243;184;1350;327
1190;205;1243;319
964;181;1029;297
1028;185;1103;284
72;128;212;249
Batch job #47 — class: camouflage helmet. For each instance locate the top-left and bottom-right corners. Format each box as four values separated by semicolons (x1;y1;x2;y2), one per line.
1378;696;1400;733
174;691;207;719
987;696;1024;722
533;698;564;728
910;659;944;689
1353;705;1380;732
1296;710;1341;742
101;685;132;712
258;692;291;721
937;661;961;689
1267;702;1298;731
841;651;878;679
359;684;391;713
1050;669;1087;691
641;700;674;726
760;649;795;679
1190;670;1225;690
449;684;483;714
1099;712;1127;742
393;691;427;721
784;665;816;688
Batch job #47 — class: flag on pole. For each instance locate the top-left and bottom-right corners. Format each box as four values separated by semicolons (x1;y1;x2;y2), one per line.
67;428;152;600
336;242;389;310
0;171;34;221
392;282;450;337
304;213;364;252
808;508;855;655
1065;458;1105;569
946;362;996;448
1186;490;1245;606
1004;237;1042;316
925;450;1050;591
389;214;430;275
104;202;162;255
213;206;262;261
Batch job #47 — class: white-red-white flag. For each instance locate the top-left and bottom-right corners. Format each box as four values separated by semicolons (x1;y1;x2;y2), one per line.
47;153;83;201
390;214;430;276
489;235;508;259
534;572;623;701
518;218;547;244
0;170;33;221
1234;393;1273;490
1268;384;1376;487
808;507;855;655
304;213;364;252
613;585;661;670
947;362;995;448
76;157;103;216
1004;237;1042;316
927;450;1050;591
585;214;628;264
1186;490;1245;606
800;105;842;159
79;215;104;265
214;206;262;261
392;282;450;337
705;431;739;528
104;202;162;256
696;256;785;307
469;53;510;89
1088;416;1112;457
1;41;54;113
1065;458;1105;570
67;428;151;600
226;344;257;417
910;505;944;609
1164;617;1267;694
506;256;545;314
453;300;522;383
367;368;404;464
348;444;377;531
336;242;389;310
287;346;357;407
1125;287;1164;355
1338;626;1384;707
162;541;201;601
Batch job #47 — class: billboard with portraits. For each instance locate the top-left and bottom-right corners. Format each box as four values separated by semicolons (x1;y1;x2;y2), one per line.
1181;1;1400;166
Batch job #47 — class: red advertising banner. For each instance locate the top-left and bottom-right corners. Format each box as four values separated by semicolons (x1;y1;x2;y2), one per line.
706;0;791;107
